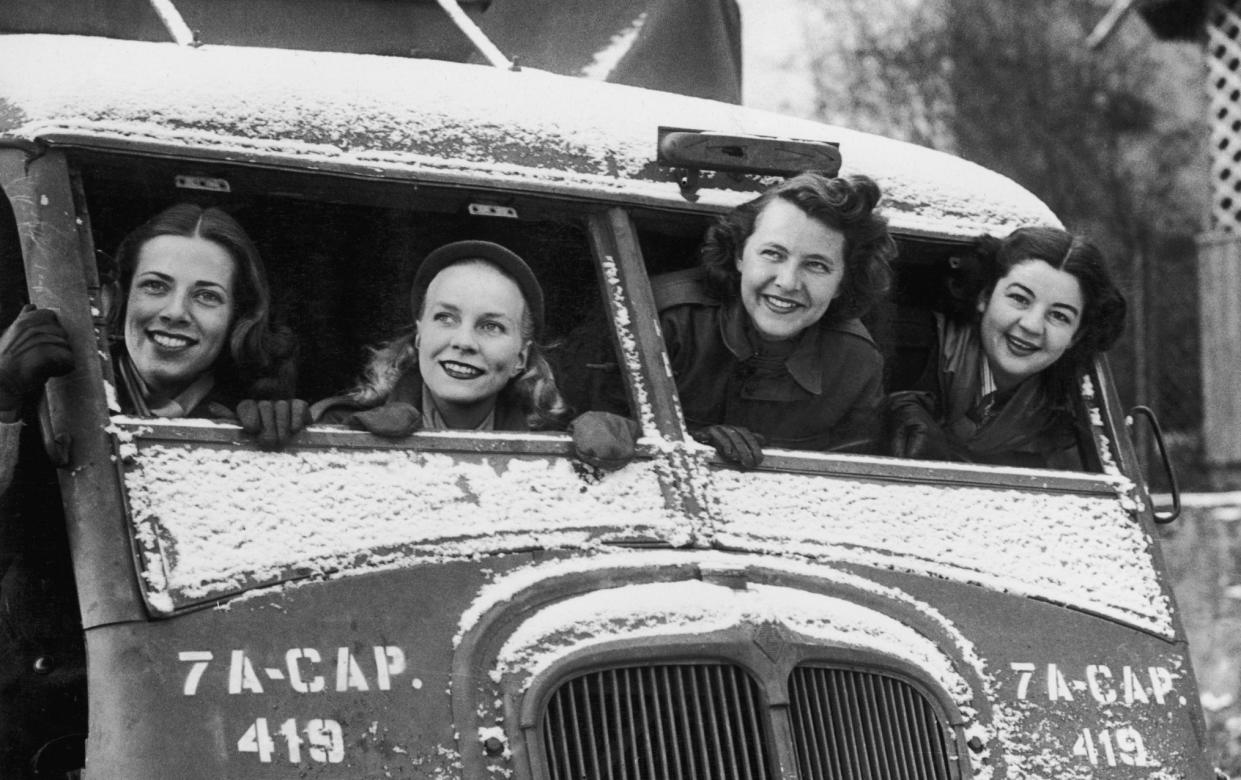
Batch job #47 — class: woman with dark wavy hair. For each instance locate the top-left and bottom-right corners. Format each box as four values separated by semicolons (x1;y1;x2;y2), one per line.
886;226;1127;468
652;171;896;466
111;203;305;447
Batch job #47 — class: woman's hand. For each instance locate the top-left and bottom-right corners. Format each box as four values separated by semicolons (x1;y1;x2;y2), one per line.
886;391;956;460
692;425;764;468
0;305;74;414
569;411;640;470
236;399;310;450
350;402;422;438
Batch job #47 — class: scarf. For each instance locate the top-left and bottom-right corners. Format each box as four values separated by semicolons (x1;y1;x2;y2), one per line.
937;315;1070;460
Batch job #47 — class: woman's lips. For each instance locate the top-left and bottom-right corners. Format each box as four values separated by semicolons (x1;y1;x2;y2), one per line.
761;294;803;313
441;360;483;379
148;330;196;350
1004;333;1038;356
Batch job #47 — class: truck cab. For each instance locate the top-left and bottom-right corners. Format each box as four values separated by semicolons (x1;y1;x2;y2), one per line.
0;31;1212;779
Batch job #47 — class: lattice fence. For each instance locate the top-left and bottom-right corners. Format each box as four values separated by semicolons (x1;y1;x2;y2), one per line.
1209;1;1241;231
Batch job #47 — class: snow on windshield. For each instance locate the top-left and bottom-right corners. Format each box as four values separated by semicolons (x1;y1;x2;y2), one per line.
119;419;1166;640
711;469;1171;637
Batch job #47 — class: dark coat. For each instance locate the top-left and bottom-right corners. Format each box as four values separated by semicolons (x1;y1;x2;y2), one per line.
894;313;1082;469
113;346;239;420
0;415;86;778
653;268;883;452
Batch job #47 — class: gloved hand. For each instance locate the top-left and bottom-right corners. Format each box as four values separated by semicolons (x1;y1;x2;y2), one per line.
349;402;422;438
236;398;310;450
692;424;764;469
886;391;957;460
569;410;640;470
0;305;74;413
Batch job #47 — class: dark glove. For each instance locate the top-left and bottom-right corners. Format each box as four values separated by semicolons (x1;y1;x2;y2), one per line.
886;392;956;460
237;398;310;450
692;424;764;469
569;411;640;471
349;402;422;438
0;305;73;412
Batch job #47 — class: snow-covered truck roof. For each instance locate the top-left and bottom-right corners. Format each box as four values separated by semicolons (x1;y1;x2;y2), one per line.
0;33;1060;239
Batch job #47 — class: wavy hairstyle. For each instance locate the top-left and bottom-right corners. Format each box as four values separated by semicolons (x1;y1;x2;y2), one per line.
110;203;297;399
698;172;895;322
962;226;1127;377
348;257;569;431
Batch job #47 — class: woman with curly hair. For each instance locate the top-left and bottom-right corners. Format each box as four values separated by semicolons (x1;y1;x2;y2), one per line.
312;240;570;434
886;226;1127;469
652;171;896;466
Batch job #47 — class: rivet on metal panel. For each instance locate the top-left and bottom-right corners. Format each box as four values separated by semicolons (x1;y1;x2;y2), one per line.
482;736;505;756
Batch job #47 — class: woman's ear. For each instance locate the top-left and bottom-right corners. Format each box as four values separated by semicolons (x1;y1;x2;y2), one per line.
514;342;530;376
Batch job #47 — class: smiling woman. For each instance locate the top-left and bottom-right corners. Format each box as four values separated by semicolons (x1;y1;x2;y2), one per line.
311;240;570;434
110;204;303;442
124;233;236;402
885;226;1128;468
649;172;895;466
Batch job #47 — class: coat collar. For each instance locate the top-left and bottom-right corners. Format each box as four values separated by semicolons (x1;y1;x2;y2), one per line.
718;299;871;395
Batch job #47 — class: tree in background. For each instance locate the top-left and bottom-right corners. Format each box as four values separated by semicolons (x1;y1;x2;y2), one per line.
802;0;1208;481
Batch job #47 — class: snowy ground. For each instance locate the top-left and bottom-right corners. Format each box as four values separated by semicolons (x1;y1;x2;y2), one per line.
1157;495;1241;775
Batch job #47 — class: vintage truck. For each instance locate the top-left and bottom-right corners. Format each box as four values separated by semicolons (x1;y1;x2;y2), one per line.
0;25;1212;780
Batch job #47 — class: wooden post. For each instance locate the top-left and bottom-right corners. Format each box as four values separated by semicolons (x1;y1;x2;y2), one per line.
1196;233;1241;487
1200;2;1241;488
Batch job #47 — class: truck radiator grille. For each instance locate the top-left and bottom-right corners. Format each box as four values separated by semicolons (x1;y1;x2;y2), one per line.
541;664;773;780
789;666;955;780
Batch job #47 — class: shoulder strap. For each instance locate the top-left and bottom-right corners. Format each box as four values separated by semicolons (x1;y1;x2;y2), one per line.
651;267;718;311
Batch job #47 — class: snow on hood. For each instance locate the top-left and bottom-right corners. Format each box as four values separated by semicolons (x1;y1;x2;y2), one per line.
494;580;974;697
0;34;1058;239
476;558;999;778
709;469;1172;638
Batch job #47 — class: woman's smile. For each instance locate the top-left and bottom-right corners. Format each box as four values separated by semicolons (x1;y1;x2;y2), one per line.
736;199;845;341
978;258;1083;390
1003;333;1038;356
760;293;804;313
124;234;236;399
439;359;484;380
417;261;530;426
148;330;199;351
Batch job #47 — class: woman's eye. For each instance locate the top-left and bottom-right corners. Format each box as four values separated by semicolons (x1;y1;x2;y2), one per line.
195;290;224;306
1006;292;1030;306
432;312;454;324
806;260;834;275
1051;310;1074;325
480;321;505;335
137;279;167;294
760;248;783;260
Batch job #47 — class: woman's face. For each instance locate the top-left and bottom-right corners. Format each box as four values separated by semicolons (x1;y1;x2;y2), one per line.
736;198;846;341
416;261;530;424
978;258;1084;390
124;234;237;398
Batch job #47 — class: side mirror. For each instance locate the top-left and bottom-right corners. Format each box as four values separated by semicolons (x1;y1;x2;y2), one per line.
1127;405;1180;524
